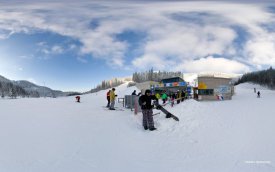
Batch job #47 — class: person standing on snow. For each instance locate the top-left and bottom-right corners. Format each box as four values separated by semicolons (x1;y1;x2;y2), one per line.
109;88;117;110
161;91;168;104
138;89;157;131
132;90;137;95
155;92;161;103
257;91;261;98
106;90;111;107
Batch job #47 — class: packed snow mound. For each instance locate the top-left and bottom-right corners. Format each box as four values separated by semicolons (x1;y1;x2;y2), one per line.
0;82;275;172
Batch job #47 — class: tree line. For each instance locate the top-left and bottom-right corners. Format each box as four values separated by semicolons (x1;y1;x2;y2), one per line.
235;67;275;89
91;69;183;93
0;81;40;98
90;78;124;93
132;68;183;83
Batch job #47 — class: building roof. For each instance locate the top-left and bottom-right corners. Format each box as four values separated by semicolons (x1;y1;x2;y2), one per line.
198;72;240;79
161;77;185;83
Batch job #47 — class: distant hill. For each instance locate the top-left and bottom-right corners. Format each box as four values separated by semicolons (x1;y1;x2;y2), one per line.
13;80;65;97
0;75;68;98
0;75;11;83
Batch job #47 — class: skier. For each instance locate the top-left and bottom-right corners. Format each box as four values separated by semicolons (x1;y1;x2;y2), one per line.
75;96;80;103
138;89;157;131
109;88;117;110
106;90;111;107
257;91;261;98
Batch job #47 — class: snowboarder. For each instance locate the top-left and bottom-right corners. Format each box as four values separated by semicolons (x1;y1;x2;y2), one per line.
75;96;80;103
257;91;260;98
138;89;157;131
109;88;117;110
106;90;111;107
254;88;256;93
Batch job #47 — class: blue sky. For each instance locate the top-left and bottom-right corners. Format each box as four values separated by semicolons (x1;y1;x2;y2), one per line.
1;0;275;91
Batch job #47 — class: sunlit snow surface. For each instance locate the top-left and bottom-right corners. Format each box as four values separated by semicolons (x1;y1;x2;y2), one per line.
0;83;274;172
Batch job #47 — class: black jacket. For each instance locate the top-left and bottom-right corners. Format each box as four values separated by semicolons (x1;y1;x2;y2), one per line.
138;95;157;109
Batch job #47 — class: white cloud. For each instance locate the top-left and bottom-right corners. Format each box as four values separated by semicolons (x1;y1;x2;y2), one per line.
245;37;275;66
51;45;64;54
19;55;33;60
37;42;46;46
143;25;237;60
77;56;88;63
37;42;64;56
132;54;173;70
176;56;250;74
0;1;275;73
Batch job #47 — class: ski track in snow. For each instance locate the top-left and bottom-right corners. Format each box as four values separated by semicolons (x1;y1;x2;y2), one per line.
0;82;275;172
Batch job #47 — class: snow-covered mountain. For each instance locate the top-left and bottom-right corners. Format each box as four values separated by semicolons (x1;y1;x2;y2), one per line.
0;75;11;83
13;80;65;97
0;74;66;97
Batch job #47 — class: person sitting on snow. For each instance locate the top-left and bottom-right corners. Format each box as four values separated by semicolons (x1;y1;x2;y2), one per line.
75;96;80;103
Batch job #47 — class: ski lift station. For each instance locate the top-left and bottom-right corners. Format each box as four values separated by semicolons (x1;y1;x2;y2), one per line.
125;74;235;111
149;75;235;101
150;77;191;96
194;74;235;101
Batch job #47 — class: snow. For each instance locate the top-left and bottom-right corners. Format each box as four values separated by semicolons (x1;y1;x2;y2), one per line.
0;83;275;172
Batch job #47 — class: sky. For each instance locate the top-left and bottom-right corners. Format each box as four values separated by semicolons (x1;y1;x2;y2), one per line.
1;0;275;91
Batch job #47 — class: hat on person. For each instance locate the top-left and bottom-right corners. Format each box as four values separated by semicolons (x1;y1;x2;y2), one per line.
145;89;152;94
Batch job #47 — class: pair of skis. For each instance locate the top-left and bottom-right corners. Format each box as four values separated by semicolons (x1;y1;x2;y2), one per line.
153;101;179;121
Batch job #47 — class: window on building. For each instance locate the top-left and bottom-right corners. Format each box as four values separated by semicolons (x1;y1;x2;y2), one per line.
198;89;214;95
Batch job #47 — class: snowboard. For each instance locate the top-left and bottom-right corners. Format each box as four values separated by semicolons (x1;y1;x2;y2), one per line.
154;101;179;121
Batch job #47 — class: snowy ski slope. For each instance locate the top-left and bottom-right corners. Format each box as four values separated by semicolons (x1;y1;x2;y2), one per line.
0;83;275;172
